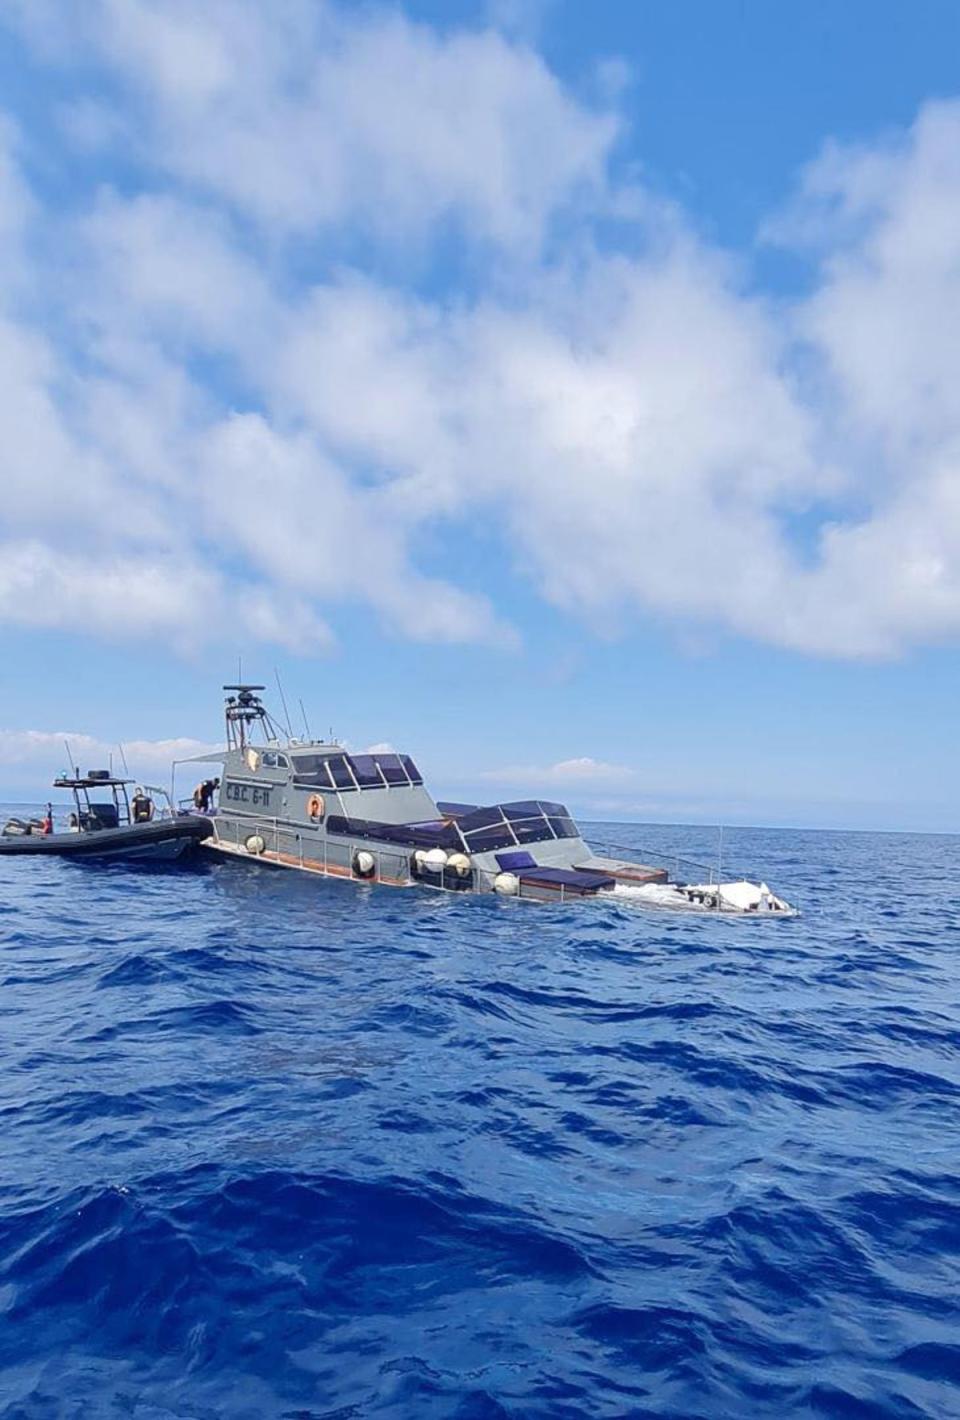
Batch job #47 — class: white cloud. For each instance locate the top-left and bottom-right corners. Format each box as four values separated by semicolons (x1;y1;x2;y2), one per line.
195;412;509;645
0;728;218;783
478;756;632;788
0;114;32;258
30;0;616;251
0;4;960;662
761;98;960;653
0;540;333;655
76;190;274;351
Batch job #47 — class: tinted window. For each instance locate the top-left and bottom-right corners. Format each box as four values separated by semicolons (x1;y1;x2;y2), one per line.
463;824;516;853
537;800;567;817
277;754;289;768
348;754;383;788
374;753;407;785
326;814;463;851
502;801;544;821
293;754;326;776
326;755;356;790
400;754;423;785
547;816;578;839
292;753;332;788
436;800;477;817
512;818;553;843
458;805;506;833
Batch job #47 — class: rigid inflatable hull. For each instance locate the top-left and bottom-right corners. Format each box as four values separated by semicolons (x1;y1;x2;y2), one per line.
0;817;213;860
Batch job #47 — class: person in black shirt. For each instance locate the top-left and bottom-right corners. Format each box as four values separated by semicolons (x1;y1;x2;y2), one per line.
193;779;220;813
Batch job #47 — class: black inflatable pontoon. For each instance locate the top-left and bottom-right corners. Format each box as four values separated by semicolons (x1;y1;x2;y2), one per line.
0;815;212;860
1;770;212;861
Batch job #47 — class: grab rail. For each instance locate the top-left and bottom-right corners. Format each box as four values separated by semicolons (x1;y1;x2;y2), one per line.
587;834;801;913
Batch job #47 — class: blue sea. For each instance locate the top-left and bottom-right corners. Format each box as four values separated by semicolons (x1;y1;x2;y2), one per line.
1;817;958;1419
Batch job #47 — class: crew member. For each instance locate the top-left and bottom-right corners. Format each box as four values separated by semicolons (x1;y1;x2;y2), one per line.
193;778;219;813
131;787;152;823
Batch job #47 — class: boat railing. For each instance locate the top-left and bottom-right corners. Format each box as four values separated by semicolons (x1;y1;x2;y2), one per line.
202;815;797;909
142;786;176;821
204;814;580;900
587;834;801;912
588;836;725;886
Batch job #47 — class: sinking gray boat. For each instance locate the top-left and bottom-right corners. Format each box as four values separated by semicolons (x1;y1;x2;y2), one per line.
174;686;795;913
0;772;212;860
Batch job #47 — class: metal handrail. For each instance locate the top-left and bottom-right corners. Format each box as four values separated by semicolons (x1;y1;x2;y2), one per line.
586;834;801;913
203;815;797;911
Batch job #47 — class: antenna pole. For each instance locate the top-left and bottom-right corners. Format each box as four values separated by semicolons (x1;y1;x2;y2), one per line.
274;668;293;739
299;698;311;739
118;743;130;777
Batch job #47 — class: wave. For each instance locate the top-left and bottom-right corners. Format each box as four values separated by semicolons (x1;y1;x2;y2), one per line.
0;820;958;1416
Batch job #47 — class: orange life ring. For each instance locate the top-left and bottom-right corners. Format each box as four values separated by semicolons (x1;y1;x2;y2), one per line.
307;794;325;822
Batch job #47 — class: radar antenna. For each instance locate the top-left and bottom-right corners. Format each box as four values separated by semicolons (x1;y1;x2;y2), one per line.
222;684;284;751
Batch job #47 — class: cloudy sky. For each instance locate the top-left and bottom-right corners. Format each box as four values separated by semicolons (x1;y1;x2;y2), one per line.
0;0;959;828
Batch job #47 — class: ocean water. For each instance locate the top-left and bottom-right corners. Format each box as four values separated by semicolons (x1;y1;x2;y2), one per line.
0;816;958;1419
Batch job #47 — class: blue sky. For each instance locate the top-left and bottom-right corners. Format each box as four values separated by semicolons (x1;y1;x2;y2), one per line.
1;0;960;831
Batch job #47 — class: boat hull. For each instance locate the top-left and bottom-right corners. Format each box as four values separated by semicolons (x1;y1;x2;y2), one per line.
0;817;213;859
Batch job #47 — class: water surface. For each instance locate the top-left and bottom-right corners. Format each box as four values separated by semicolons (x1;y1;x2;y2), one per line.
0;818;958;1417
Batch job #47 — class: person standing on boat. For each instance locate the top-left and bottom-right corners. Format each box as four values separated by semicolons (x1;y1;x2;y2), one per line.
131;788;152;823
42;804;53;836
193;778;219;813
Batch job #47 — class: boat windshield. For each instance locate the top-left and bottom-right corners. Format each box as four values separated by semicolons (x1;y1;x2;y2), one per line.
455;800;575;852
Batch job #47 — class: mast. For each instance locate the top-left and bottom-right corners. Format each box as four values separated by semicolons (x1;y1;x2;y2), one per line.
222;685;284;751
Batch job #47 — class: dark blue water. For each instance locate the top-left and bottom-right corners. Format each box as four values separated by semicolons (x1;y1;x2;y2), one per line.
1;818;958;1419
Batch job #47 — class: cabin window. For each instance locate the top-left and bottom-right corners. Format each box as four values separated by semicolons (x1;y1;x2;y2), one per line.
347;754;384;789
400;754;423;785
547;816;578;839
326;755;357;791
292;753;330;787
458;805;506;833
512;817;554;844
462;824;516;853
502;800;544;820
373;753;407;785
